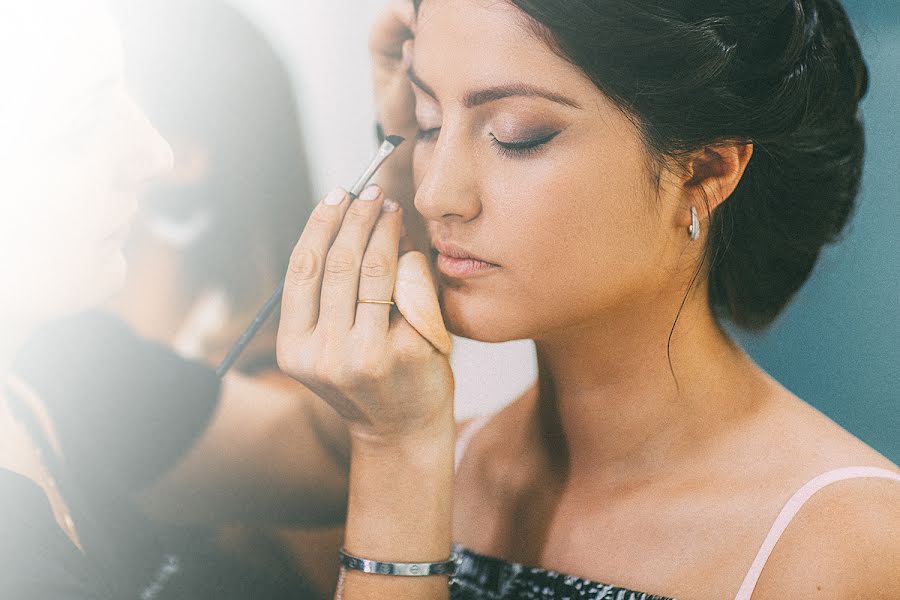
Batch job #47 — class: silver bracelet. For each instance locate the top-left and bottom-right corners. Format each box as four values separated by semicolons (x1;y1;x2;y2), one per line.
338;547;458;577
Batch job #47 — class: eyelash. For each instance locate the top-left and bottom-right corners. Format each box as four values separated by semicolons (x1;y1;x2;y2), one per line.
415;128;559;158
415;127;440;142
489;131;559;158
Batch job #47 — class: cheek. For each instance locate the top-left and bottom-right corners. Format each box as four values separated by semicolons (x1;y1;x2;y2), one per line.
499;135;658;272
456;135;666;338
407;143;438;252
0;154;126;315
546;161;663;301
48;155;118;245
412;142;430;188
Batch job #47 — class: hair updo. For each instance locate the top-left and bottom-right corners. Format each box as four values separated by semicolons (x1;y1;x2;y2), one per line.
413;0;868;331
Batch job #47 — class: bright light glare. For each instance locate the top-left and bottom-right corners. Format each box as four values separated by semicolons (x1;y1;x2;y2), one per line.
0;0;129;318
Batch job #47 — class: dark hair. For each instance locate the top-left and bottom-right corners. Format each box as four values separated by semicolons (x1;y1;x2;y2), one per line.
113;0;313;319
415;0;868;331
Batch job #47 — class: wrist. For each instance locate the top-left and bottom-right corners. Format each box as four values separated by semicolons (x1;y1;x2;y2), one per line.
348;408;456;459
344;410;455;557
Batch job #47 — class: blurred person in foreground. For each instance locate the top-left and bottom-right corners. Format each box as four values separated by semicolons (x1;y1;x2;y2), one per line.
2;2;353;598
108;0;313;369
111;0;344;595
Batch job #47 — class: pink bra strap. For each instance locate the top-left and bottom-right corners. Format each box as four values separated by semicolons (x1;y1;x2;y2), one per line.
733;465;900;600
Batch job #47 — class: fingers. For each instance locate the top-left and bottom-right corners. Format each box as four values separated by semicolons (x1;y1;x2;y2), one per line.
281;187;351;336
318;184;387;333
393;251;452;355
354;199;403;337
402;39;414;70
394;0;416;32
369;0;415;61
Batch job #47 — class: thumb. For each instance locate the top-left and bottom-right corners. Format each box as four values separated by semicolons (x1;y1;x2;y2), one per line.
392;251;452;355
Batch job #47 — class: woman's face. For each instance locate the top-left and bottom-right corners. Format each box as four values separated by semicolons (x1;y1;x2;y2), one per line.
0;2;173;323
411;0;694;342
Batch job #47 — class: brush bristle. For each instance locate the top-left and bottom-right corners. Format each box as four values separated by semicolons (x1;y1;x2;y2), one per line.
386;134;405;147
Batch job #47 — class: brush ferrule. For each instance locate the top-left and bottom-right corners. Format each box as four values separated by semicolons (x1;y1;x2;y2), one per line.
349;138;401;198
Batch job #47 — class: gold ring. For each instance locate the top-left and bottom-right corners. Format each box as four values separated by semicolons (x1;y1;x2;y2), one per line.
357;299;395;306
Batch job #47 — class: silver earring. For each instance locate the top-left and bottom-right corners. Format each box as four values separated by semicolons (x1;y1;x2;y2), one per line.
688;206;700;241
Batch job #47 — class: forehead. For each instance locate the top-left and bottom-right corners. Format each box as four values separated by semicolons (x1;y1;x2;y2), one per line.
0;1;123;149
414;0;593;99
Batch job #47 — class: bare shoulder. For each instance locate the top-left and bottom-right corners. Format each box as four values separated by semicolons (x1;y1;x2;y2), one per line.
770;390;896;468
745;392;899;598
748;469;900;598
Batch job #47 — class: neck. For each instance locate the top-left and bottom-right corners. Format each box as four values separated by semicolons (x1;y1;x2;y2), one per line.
0;316;36;384
0;315;37;444
105;239;194;345
530;287;770;490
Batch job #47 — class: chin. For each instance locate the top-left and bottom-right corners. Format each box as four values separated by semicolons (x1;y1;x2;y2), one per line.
64;249;129;314
441;292;528;343
97;250;129;298
6;246;129;325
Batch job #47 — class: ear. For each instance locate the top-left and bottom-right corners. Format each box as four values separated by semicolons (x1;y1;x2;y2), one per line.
681;142;753;227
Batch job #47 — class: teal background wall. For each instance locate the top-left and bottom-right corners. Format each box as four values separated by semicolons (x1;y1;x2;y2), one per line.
731;1;899;463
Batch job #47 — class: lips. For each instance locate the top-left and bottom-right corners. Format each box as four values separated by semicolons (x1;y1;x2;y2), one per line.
103;210;137;245
431;240;493;263
102;222;132;246
431;240;498;279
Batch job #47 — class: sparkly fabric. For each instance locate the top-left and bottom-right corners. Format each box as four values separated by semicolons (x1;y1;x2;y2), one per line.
450;545;676;600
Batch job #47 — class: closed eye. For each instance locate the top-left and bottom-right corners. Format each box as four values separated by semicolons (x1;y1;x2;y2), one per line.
416;127;440;142
415;128;561;159
490;131;560;158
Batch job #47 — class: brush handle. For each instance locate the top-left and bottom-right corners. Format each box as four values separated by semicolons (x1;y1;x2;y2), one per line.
216;136;405;378
215;279;285;377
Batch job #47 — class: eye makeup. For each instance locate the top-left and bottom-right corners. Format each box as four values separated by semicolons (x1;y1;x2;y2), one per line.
415;124;562;159
489;130;560;158
416;127;440;142
414;91;568;158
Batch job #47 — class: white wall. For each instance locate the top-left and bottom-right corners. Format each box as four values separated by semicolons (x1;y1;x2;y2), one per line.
226;0;382;198
227;0;537;419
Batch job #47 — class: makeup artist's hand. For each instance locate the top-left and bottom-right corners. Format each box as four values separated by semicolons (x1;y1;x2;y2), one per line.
276;184;454;447
370;0;417;137
370;1;433;258
278;185;455;600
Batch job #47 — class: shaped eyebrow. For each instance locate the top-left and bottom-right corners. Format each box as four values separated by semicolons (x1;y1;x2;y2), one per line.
407;65;582;110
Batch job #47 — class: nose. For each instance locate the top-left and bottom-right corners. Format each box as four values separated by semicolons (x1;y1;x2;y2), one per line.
121;95;174;186
413;132;481;223
145;122;175;179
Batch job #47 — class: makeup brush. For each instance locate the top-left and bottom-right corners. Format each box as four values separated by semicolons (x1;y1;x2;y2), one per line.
216;135;406;377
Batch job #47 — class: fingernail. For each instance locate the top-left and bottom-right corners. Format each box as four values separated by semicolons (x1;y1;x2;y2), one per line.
324;187;346;206
360;184;381;201
382;198;400;212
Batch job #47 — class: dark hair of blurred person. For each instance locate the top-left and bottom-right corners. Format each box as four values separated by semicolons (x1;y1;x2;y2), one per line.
1;1;352;598
108;2;344;597
108;0;315;372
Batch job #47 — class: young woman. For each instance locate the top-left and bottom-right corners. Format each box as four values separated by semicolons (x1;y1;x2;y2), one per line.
272;0;900;598
1;1;896;599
